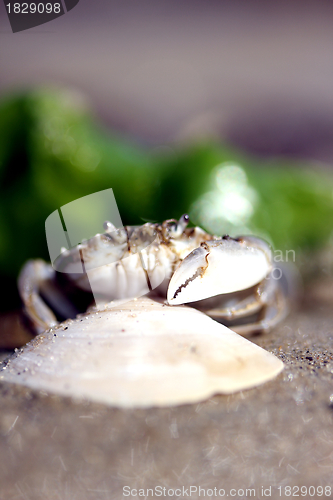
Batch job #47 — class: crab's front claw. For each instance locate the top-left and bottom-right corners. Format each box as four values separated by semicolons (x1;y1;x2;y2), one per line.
167;237;272;305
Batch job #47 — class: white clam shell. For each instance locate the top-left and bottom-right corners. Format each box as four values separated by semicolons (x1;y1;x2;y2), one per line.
1;297;283;408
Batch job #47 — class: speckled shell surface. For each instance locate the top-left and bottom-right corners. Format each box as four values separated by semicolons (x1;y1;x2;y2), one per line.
1;297;283;408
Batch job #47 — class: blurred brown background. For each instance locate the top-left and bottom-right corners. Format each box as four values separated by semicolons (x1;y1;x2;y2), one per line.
1;0;333;160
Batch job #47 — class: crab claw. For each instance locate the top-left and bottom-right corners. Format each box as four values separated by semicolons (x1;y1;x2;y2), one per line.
167;236;272;305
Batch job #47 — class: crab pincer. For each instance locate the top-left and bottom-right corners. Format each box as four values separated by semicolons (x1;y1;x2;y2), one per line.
167;236;272;305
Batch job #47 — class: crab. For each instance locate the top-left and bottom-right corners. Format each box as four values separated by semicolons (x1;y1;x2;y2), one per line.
18;215;288;335
7;214;287;407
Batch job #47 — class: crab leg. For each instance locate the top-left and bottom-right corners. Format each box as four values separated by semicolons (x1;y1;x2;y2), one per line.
231;285;288;335
198;272;278;321
19;260;78;333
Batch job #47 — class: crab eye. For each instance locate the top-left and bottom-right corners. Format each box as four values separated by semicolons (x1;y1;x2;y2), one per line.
177;214;189;231
169;214;190;238
103;221;116;232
